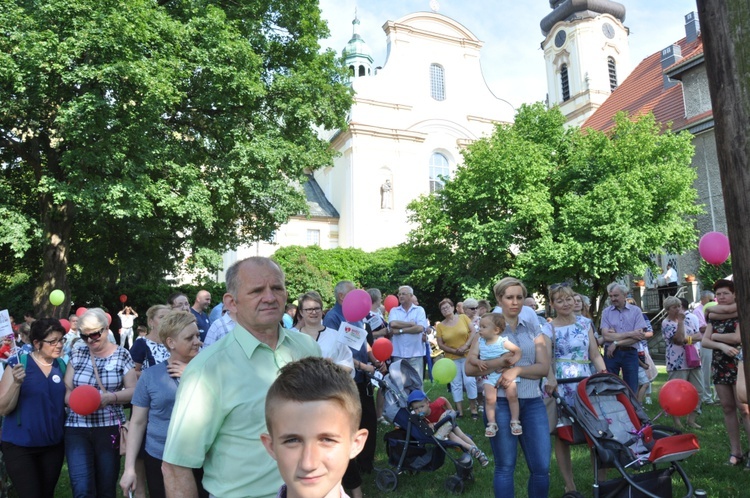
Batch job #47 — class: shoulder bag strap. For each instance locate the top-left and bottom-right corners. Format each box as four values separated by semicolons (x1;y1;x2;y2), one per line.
90;352;107;393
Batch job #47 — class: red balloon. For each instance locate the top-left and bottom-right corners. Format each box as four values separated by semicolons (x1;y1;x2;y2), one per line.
658;379;699;417
383;295;399;313
119;294;127;303
69;385;101;416
372;338;393;362
342;289;371;323
75;307;88;317
698;231;730;265
59;319;71;333
105;313;112;326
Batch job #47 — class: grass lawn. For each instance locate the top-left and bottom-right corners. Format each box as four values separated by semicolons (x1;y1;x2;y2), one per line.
361;367;750;498
21;367;749;497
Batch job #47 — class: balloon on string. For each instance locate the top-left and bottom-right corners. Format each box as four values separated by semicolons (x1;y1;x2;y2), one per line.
383;295;398;313
105;313;112;326
75;307;88;317
432;358;458;384
119;294;127;303
342;289;371;322
59;318;71;332
372;338;393;362
698;231;730;265
49;289;65;306
658;379;699;417
69;385;101;416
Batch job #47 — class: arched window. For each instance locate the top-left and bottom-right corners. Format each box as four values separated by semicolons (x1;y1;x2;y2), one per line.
560;64;570;101
608;57;618;91
348;65;354;77
358;65;366;77
430;63;446;101
429;153;449;193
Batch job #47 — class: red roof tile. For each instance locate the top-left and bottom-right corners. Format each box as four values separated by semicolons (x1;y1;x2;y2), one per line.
583;36;704;133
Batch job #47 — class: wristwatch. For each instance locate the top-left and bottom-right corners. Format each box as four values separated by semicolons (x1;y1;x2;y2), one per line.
399;329;403;335
613;340;619;347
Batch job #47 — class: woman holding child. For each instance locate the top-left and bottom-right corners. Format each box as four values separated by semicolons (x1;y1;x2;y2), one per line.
465;277;550;497
543;283;606;495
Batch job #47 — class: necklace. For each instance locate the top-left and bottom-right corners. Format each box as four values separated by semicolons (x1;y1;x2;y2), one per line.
32;352;53;366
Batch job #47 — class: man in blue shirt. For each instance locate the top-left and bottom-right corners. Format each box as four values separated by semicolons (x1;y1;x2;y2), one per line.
190;290;211;342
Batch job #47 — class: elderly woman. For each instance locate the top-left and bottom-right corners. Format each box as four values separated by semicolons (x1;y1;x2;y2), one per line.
466;277;550;497
436;298;478;418
167;292;190;312
543;284;606;495
701;279;750;467
296;291;354;373
64;308;137;498
661;296;703;429
120;311;206;498
0;319;67;497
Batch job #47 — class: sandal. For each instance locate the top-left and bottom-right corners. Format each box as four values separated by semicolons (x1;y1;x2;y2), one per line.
471;412;479;420
470;446;490;467
510;419;523;436
726;454;744;466
485;423;498;438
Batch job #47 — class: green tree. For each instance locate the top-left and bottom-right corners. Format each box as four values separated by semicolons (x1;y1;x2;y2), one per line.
406;104;702;316
0;0;351;315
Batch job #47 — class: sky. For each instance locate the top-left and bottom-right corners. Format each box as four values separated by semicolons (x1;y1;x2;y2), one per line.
318;0;698;109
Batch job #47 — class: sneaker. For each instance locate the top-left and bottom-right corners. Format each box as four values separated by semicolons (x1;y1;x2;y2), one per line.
377;416;389;426
470;446;490;467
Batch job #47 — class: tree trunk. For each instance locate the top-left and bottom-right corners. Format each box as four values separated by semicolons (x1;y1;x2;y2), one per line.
696;1;750;403
34;198;73;319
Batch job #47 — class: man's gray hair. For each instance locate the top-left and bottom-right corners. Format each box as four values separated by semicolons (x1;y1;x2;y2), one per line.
700;290;715;299
225;257;284;296
607;282;629;295
398;285;414;294
334;281;355;303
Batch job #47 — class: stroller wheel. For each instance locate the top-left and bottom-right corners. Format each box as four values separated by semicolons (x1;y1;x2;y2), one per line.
375;469;398;492
444;475;464;495
562;492;585;498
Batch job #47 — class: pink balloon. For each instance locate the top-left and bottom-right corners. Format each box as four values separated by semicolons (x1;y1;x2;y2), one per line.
699;231;730;265
75;307;88;317
342;289;371;323
59;318;71;332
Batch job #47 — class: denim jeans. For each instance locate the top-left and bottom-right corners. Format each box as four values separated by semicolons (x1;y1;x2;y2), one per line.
65;426;121;498
487;397;550;498
604;348;639;394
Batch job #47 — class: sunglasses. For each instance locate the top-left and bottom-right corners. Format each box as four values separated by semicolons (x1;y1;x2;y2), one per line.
80;328;105;342
549;282;572;291
465;306;478;311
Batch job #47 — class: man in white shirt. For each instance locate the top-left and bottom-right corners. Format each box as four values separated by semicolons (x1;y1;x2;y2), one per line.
389;285;429;380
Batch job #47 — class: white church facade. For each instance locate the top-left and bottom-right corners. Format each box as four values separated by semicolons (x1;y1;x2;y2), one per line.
224;10;515;267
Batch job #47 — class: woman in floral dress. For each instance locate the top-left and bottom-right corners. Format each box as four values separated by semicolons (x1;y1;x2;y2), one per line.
543;283;606;495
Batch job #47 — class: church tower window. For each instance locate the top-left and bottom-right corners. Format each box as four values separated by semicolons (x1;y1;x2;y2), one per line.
430;64;446;101
429;153;449;193
359;65;366;77
560;64;570;101
608;57;618;91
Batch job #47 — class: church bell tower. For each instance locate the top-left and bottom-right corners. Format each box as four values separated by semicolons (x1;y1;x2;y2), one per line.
541;0;630;127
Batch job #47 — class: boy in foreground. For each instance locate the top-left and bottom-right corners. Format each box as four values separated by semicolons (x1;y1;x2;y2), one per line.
261;357;369;498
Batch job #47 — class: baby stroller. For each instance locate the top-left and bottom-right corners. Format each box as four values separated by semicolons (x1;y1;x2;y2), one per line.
552;373;699;498
371;360;474;495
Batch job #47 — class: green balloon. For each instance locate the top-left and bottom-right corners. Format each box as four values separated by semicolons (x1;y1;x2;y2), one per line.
432;358;458;384
49;289;65;306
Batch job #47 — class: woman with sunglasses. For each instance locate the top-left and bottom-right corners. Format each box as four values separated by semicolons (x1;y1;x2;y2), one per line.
0;318;67;497
64;308;137;498
120;311;207;498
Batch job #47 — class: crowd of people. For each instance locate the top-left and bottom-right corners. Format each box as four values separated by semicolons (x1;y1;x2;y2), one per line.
0;256;746;498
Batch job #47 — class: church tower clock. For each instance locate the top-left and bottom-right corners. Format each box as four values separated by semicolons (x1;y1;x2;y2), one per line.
541;0;630;127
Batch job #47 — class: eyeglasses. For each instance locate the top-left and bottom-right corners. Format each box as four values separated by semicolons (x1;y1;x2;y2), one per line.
41;337;67;346
465;307;478;311
80;328;105;342
549;282;571;292
302;307;322;313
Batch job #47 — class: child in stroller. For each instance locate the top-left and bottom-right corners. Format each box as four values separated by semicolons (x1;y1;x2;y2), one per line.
407;390;489;467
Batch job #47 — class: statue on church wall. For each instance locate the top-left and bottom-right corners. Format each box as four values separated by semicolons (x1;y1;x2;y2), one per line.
380;179;392;209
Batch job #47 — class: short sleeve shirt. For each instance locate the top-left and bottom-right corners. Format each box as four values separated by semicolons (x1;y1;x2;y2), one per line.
132;361;178;460
162;325;321;498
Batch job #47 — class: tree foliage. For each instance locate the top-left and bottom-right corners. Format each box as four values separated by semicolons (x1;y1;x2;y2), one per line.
406;103;702;315
0;0;352;315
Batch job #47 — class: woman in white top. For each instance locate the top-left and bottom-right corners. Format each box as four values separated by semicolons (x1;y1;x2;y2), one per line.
297;291;353;374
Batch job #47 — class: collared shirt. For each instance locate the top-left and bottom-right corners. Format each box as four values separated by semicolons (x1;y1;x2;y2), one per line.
693;304;707;329
203;313;236;348
664;267;678;284
388;304;428;359
600;303;648;341
498;312;544;399
162;325;321;498
190;308;211;342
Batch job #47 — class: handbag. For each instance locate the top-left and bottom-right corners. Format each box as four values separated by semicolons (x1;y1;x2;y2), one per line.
89;353;128;455
684;344;701;368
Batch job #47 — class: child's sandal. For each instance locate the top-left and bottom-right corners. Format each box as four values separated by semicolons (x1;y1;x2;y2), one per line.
485;423;498;437
510;419;523;436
